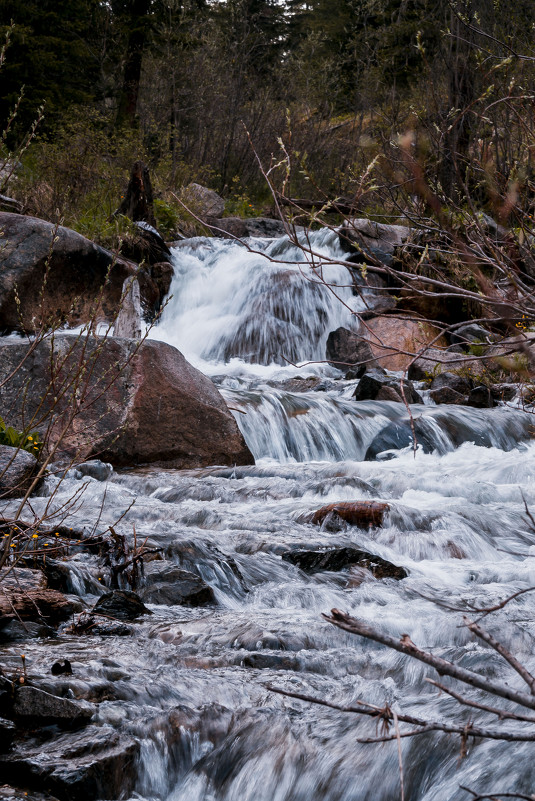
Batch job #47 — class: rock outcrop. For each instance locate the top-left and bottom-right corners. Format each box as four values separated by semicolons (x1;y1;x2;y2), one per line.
0;213;162;333
0;336;254;468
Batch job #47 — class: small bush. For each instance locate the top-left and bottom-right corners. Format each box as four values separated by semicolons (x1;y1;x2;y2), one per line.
0;416;42;457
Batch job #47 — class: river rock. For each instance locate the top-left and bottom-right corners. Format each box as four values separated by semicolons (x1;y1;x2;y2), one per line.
430;372;472;394
0;212;162;333
326;327;377;374
363;317;448;371
150;261;174;299
92;590;150;621
1;725;139;801
281;546;407;580
467;385;494;408
429;386;467;405
353;370;422;404
142;562;215;606
0;620;56;644
11;686;94;728
311;501;389;527
76;460;113;482
0;337;254;468
0;446;37;499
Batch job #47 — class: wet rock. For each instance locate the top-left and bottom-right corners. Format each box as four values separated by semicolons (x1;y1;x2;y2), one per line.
365;419;437;460
93;590;150;621
241;218;288;238
11;686;93;728
69;613;133;637
0;589;77;624
353;370;422;404
363;316;448;372
311;501;389;528
490;383;517;402
0;719;15;752
142;563;215;606
272;376;333;393
467;385;494;408
0;446;37;500
0;212;160;333
51;661;72;677
0;787;60;801
430;372;472;394
76;460;113;482
0;337;254;469
0;620;55;644
119;223;171;270
326;327;377;374
167;703;233;748
241;652;301;670
429;386;467;405
150;261;174;299
281;546;407;580
1;725;139;801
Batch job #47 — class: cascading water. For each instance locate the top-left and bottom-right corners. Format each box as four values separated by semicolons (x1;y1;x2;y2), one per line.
4;231;535;801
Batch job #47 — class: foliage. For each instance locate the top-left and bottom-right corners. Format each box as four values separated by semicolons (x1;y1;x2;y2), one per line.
0;416;42;456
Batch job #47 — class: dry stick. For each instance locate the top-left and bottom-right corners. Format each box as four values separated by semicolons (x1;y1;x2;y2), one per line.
324;609;535;712
426;679;535;725
464;617;535;696
266;685;535;742
460;788;535;801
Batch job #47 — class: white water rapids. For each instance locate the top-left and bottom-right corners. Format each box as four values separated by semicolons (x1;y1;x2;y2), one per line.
4;230;535;800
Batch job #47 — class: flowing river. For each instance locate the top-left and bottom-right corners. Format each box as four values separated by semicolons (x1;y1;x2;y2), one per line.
3;230;535;800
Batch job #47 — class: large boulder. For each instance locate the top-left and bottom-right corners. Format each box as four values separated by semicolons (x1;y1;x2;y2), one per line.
363;316;448;372
206;217;289;239
0;336;254;468
0;213;162;333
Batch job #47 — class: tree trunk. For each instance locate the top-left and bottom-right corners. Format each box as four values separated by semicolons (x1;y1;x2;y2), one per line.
116;0;151;128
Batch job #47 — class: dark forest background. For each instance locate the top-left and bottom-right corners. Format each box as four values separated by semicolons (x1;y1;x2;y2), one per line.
1;0;535;240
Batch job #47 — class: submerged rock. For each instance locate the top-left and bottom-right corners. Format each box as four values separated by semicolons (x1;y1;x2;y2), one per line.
76;460;113;482
142;562;215;606
92;590;150;621
281;546;407;580
311;501;389;528
0;337;254;469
